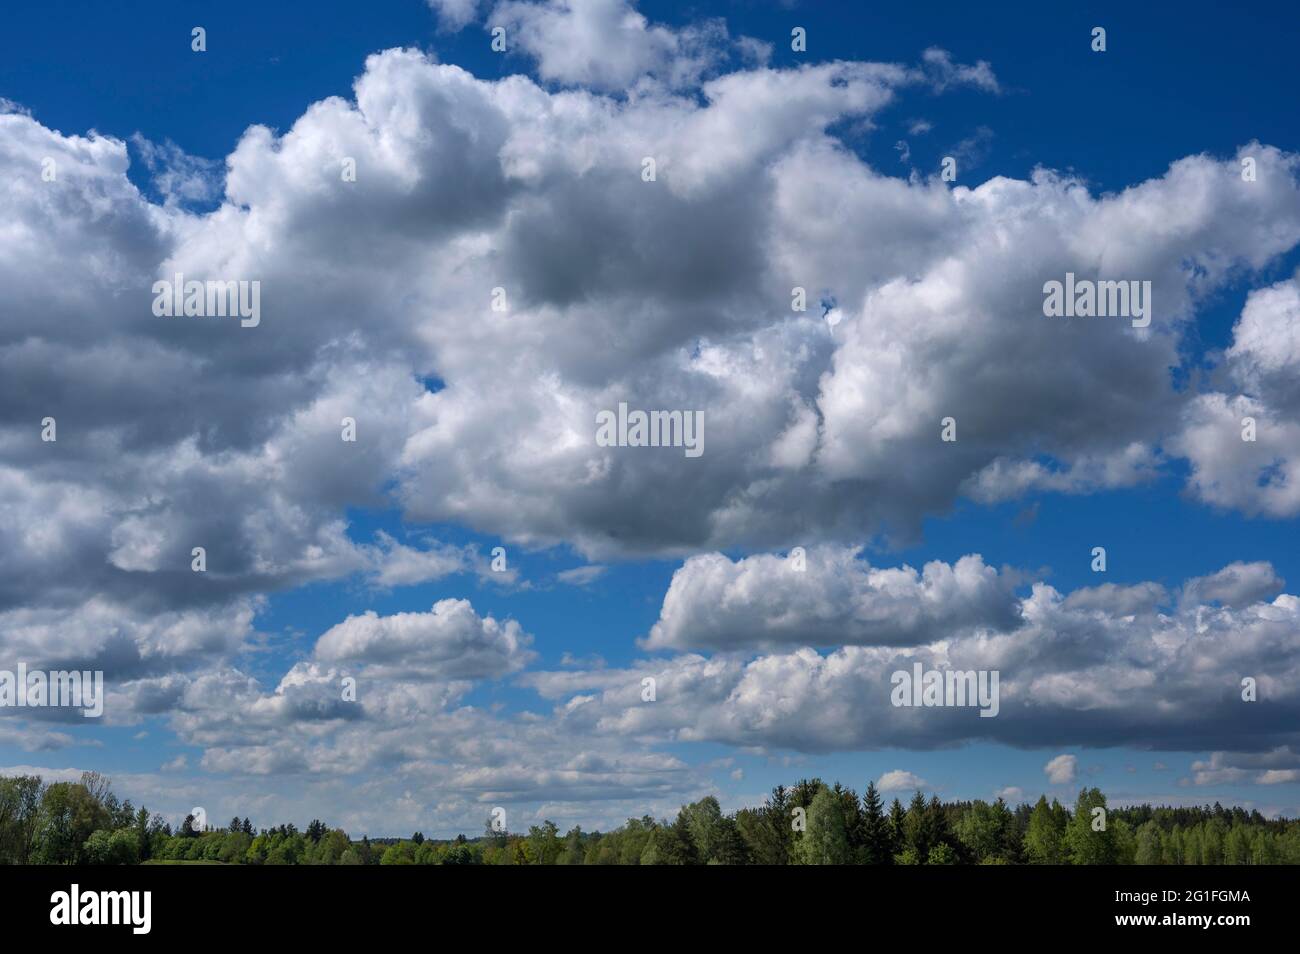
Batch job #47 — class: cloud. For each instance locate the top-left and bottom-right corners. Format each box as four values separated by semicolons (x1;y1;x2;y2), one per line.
1171;277;1300;517
1182;561;1285;609
314;599;535;679
1190;748;1300;786
489;0;731;91
1044;754;1077;784
3;51;1295;606
427;0;482;31
486;0;754;91
525;559;1300;757
878;769;927;792
557;565;608;586
920;47;1000;93
129;135;223;207
644;547;1019;651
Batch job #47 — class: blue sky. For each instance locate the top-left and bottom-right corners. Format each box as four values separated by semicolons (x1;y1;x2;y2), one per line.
2;0;1299;835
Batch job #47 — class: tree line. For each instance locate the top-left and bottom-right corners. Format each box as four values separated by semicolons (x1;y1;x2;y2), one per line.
4;771;1298;865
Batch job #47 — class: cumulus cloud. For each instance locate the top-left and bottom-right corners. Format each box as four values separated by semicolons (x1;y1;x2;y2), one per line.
490;0;731;91
1172;277;1300;517
1182;561;1285;609
314;598;534;679
1190;748;1300;786
3;48;1296;609
878;769;927;792
644;547;1019;651
1044;754;1077;784
523;559;1300;758
427;0;482;31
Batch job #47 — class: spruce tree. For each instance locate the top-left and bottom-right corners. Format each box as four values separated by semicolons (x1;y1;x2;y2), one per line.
861;781;891;864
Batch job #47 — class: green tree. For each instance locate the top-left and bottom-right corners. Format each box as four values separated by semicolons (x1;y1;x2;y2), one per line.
956;800;1003;863
860;781;891;864
34;781;106;864
0;775;43;864
1134;821;1162;865
739;786;791;865
1065;788;1116;865
710;816;751;865
1024;796;1068;864
927;842;957;865
682;797;725;863
901;791;931;862
526;820;562;865
793;788;850;865
887;798;907;859
379;841;416;865
558;826;586;865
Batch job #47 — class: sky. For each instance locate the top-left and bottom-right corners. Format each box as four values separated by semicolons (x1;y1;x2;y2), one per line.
1;0;1299;837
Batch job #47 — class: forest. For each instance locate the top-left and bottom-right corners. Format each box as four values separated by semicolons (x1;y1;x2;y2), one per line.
2;771;1297;865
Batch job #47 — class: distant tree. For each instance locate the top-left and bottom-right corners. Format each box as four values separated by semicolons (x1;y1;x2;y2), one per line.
902;791;931;863
926;796;956;859
525;821;561;865
926;842;957;865
35;781;104;864
133;806;152;861
559;826;586;865
860;782;891;864
0;775;44;864
682;797;724;862
1066;788;1116;865
642;815;695;865
794;788;851;865
738;785;791;865
956;799;1013;864
887;797;907;859
832;782;864;856
310;829;351;865
1025;796;1068;864
1133;821;1161;865
711;816;751;865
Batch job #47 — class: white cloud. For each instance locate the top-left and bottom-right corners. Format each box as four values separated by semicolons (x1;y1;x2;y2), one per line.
1044;754;1077;785
314;599;534;679
878;769;927;792
557;564;608;586
1172;278;1300;517
427;0;482;31
490;0;730;91
644;547;1018;651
